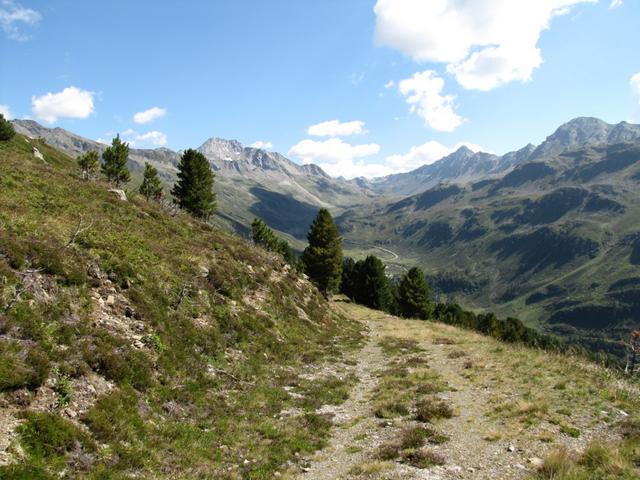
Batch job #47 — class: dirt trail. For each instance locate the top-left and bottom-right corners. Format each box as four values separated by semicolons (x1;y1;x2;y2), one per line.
295;302;626;480
298;320;390;480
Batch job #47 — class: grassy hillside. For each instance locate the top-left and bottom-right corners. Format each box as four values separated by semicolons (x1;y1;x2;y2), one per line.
0;135;363;479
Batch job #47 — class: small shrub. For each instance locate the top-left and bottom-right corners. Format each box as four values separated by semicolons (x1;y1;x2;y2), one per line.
18;411;92;459
415;397;454;422
83;387;145;443
374;400;410;418
560;424;581;438
84;336;153;390
376;442;400;460
0;342;50;391
399;425;430;450
53;373;72;408
141;333;164;352
448;350;466;359
402;447;445;468
0;463;52;479
537;448;574;479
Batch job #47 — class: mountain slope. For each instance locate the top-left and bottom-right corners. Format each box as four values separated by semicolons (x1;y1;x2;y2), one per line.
0;134;363;478
362;118;640;199
339;138;640;359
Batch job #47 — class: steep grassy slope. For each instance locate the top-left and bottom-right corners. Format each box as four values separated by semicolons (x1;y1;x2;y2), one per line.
0;135;363;479
338;143;640;360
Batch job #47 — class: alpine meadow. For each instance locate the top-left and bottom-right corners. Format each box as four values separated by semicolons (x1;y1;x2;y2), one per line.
1;1;640;479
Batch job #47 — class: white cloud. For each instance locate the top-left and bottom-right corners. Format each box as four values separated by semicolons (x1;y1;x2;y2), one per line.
631;72;640;122
250;140;273;149
0;0;40;41
374;0;596;91
610;0;623;8
288;138;382;178
307;120;367;137
120;129;168;148
385;141;485;173
398;70;464;132
384;80;395;89
0;104;13;119
133;106;167;124
31;86;95;124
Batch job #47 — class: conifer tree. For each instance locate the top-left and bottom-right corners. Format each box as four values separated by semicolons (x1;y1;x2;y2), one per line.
353;255;392;311
171;148;216;220
139;162;163;201
397;267;432;319
340;257;358;299
77;150;99;180
251;218;296;264
301;208;342;296
101;134;130;186
0;114;15;141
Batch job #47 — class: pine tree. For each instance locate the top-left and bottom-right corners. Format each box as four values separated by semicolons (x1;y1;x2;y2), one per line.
251;218;296;264
353;255;391;311
139;163;164;201
340;257;358;299
171;148;216;220
301;208;342;296
251;218;274;248
0;114;15;141
101;134;130;186
397;267;432;319
77;150;99;180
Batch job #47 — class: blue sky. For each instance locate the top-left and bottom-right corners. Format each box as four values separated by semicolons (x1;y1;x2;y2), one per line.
1;0;639;178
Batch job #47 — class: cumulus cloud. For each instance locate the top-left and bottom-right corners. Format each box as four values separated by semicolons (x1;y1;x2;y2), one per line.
610;0;623;8
288;137;382;178
385;141;485;173
133;106;167;124
308;120;367;137
0;104;13;119
287;137;487;178
374;0;596;90
631;72;640;122
0;0;40;40
120;129;168;148
31;87;95;124
250;140;273;150
398;70;464;132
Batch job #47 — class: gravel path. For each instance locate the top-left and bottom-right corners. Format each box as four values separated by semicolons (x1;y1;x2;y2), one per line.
298;321;391;479
295;302;627;480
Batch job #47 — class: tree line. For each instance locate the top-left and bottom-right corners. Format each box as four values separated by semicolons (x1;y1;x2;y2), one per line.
286;207;563;352
77;135;217;220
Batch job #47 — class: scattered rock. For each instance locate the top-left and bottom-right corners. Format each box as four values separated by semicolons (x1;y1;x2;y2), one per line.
507;444;516;452
106;295;116;306
108;189;127;201
528;457;544;468
32;146;45;161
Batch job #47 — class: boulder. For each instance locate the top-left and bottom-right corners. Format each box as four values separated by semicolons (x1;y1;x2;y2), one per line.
108;189;127;201
32;146;45;161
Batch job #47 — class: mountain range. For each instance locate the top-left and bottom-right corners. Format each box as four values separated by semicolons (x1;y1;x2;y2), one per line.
12;117;640;358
